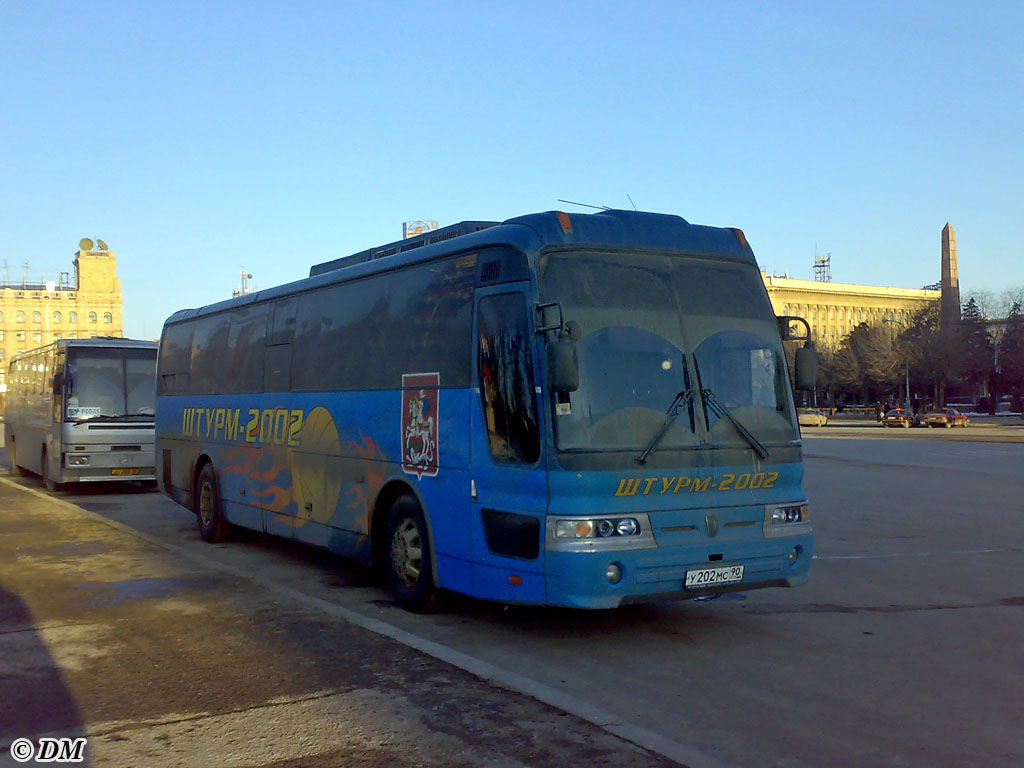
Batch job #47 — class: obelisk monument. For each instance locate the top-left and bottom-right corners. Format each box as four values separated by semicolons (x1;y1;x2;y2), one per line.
940;222;960;328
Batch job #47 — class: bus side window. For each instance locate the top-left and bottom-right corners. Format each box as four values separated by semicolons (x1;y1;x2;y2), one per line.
269;297;297;345
225;305;268;394
477;293;540;464
264;345;291;393
263;298;297;393
158;322;195;395
191;314;231;394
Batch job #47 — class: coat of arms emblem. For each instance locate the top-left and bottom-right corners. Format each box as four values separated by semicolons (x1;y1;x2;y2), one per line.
401;372;440;478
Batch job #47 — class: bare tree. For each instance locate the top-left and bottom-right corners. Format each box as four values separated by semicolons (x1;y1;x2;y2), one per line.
900;305;961;407
831;322;902;403
964;286;1024;320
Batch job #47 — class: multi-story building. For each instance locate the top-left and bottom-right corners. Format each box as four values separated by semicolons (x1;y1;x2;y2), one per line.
0;244;123;409
761;223;958;350
761;273;940;350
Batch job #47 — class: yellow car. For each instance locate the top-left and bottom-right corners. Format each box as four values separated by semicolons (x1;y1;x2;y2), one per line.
798;408;829;427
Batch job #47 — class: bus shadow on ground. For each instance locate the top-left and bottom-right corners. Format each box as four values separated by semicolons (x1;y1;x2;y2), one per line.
180;519;769;643
0;583;91;766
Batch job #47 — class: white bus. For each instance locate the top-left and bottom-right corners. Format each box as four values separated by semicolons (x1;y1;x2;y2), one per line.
4;338;158;490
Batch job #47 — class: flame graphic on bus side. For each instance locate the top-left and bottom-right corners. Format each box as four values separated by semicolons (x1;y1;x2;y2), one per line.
343;432;390;534
219;445;296;516
214;426;391;533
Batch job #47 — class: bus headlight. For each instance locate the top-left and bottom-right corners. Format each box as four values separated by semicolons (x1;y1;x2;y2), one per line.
554;517;643;539
548;514;657;552
67;455;90;466
763;503;811;538
616;518;640;536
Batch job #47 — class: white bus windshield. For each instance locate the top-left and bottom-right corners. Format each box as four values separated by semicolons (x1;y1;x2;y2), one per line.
66;348;157;421
539;251;797;453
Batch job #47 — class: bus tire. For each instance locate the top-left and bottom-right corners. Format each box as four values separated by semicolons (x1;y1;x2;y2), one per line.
10;439;26;477
195;463;231;543
386;493;440;613
42;448;59;493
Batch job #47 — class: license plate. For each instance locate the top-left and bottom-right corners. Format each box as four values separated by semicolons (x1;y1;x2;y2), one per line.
111;468;140;476
685;564;744;588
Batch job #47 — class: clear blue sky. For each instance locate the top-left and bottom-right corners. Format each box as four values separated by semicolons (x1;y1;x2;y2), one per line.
2;1;1021;339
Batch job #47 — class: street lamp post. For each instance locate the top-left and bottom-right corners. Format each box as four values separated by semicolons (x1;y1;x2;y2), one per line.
903;360;911;414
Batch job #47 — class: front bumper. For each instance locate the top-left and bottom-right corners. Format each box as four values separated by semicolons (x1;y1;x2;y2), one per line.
545;533;814;609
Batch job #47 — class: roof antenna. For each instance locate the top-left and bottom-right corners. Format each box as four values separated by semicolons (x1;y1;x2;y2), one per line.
626;194;637;211
557;198;611;211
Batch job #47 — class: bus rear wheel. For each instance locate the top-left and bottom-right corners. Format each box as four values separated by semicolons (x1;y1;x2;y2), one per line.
386;494;439;613
195;463;231;543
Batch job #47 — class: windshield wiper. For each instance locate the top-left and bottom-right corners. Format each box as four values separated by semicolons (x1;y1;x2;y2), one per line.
636;388;695;465
701;388;769;460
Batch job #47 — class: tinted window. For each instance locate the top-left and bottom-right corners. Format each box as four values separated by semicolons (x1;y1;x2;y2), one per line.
386;257;474;382
292;275;387;391
190;314;231;394
292;256;474;391
477;293;540;463
269;297;297;345
225;305;268;393
159;322;195;396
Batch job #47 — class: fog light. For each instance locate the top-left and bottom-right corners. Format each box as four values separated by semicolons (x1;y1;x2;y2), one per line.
68;455;89;466
789;546;801;566
606;563;623;584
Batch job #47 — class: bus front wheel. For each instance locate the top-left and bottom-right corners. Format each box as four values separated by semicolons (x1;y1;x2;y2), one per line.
195;464;231;543
386;494;439;613
42;449;58;492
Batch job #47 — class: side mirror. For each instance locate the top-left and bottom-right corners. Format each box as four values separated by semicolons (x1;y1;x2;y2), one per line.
547;337;579;392
778;315;812;341
52;372;64;395
794;344;818;392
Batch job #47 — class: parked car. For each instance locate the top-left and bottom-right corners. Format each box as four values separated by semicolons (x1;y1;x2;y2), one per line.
798;408;829;427
882;408;913;428
920;408;970;428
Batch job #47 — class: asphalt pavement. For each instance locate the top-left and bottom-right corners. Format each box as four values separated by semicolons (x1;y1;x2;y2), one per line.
0;477;677;768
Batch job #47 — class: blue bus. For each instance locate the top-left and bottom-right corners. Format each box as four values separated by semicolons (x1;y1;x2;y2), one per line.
155;209;817;611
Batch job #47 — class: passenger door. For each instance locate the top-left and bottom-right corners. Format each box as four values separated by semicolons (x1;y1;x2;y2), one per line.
469;285;549;595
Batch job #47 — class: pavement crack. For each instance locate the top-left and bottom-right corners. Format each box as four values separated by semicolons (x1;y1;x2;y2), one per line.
0;621;102;637
87;688;360;738
746;598;1024;615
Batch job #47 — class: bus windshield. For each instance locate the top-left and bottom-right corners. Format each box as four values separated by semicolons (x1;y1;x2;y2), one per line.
65;348;157;421
539;250;797;453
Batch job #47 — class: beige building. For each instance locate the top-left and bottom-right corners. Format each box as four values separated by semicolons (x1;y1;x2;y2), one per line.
762;273;940;349
1;244;123;406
